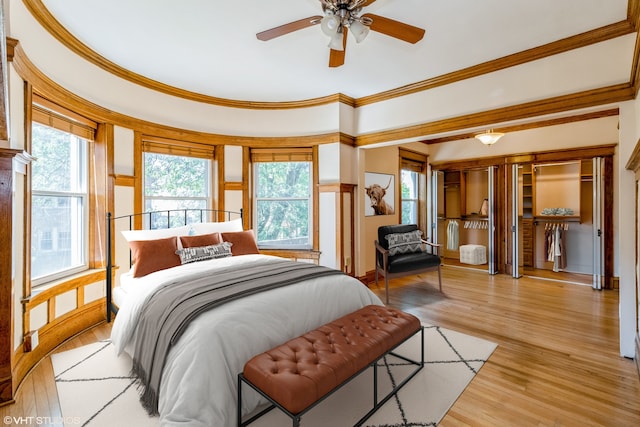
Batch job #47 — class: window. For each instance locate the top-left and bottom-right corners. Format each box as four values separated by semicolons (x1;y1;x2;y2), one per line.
399;149;428;228
143;152;211;228
401;169;419;225
252;149;313;249
31;122;89;283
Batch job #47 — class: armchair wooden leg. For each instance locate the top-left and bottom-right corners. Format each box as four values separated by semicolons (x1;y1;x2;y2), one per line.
385;274;389;304
437;266;443;292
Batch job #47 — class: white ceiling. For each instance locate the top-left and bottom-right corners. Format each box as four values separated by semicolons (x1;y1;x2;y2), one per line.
40;0;628;103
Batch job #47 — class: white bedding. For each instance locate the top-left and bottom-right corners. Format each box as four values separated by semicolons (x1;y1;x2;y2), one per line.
110;254;383;427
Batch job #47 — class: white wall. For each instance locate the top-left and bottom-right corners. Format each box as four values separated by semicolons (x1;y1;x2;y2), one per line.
617;101;638;358
113;126;134;175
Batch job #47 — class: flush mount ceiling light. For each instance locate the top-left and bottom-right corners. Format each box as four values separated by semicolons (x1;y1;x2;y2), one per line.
256;0;425;67
475;130;505;145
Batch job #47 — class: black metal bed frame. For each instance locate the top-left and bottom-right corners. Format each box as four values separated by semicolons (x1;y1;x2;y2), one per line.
237;326;424;427
105;208;243;322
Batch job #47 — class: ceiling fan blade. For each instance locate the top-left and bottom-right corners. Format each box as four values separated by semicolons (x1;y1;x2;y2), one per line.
360;0;378;6
362;13;425;44
256;16;322;41
329;29;348;68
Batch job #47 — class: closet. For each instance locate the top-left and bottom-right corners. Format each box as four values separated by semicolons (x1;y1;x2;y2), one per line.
432;145;614;288
433;166;498;274
510;151;613;289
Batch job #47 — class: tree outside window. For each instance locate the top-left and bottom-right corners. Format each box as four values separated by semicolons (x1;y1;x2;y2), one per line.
254;161;311;249
31;123;88;283
401;169;419;225
143;152;211;228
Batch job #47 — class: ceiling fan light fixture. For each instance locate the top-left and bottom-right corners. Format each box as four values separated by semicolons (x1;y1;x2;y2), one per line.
321;12;340;36
328;30;345;50
350;20;369;43
475;130;505;145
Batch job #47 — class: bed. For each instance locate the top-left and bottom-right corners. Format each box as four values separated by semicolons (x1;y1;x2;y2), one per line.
105;209;383;427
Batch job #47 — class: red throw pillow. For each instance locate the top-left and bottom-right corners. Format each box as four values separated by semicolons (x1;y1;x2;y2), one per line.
180;232;221;248
129;236;180;278
221;230;260;256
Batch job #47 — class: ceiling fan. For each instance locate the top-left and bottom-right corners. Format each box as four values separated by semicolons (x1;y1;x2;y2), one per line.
256;0;425;68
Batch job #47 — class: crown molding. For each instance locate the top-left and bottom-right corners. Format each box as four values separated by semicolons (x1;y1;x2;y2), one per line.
355;84;633;147
422;109;619;145
22;0;353;111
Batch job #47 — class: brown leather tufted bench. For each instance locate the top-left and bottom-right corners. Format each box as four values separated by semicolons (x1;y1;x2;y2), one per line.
237;305;424;427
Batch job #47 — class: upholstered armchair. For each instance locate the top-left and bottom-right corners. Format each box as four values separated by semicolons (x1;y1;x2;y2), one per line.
375;224;442;304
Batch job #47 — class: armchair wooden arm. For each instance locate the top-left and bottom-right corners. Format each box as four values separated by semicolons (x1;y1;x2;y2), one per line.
421;239;442;256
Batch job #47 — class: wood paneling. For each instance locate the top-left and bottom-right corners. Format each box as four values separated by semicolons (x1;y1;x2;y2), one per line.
0;149;31;406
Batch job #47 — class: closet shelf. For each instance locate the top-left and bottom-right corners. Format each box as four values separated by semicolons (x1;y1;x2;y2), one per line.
462;214;488;220
534;215;581;222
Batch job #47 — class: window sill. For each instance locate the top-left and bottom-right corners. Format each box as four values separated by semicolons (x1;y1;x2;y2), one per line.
260;249;320;262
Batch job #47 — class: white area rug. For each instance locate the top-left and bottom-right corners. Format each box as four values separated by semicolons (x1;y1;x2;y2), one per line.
52;325;496;427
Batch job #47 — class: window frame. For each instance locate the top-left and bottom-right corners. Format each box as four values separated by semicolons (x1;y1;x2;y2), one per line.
138;136;216;227
399;149;428;232
30;98;96;287
142;150;213;227
251;148;318;251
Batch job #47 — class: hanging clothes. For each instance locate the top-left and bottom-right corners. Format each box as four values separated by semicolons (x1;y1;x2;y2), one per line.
447;220;459;250
543;223;568;272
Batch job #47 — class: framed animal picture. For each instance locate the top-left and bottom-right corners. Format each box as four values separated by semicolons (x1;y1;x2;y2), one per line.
364;172;395;216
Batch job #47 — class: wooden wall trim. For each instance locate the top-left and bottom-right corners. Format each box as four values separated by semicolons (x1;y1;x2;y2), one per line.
625;137;640;172
22;1;355;110
357;21;635;107
0;149;32;405
0;7;9;143
356;84;633;147
12;302;104;397
113;174;135;187
423;109;619;145
9;40;628;153
10;43;349;147
430;144;617;170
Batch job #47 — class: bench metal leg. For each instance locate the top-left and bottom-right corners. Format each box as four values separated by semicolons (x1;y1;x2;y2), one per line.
239;327;424;427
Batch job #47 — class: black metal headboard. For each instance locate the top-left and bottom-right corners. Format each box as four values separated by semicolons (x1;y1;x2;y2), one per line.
105;209;243;322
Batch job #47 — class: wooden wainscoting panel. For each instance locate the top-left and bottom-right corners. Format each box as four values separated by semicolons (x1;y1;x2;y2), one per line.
12;300;105;391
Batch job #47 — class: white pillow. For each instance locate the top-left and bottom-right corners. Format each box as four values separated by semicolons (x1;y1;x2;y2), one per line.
121;225;190;242
190;218;243;235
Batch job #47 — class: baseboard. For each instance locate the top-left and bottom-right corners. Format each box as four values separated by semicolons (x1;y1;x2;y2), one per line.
359;270;376;286
635;334;640;380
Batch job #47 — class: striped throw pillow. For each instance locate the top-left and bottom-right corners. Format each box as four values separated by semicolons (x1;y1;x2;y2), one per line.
385;230;423;256
175;242;233;264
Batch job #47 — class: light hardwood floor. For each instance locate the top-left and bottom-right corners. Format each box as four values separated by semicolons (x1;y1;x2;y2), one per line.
1;266;639;426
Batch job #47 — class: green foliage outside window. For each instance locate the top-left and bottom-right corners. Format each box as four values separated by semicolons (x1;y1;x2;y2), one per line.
255;162;311;247
31;123;87;282
401;169;418;225
144;153;210;228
